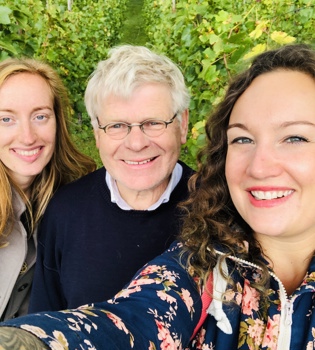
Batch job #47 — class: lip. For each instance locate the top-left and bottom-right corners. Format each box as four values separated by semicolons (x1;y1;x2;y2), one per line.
123;156;157;166
12;146;44;162
246;186;295;208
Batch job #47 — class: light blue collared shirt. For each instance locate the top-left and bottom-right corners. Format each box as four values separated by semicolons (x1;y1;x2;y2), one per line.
106;163;183;211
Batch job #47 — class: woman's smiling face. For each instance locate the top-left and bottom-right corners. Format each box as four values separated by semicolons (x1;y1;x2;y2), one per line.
0;73;56;191
226;70;315;242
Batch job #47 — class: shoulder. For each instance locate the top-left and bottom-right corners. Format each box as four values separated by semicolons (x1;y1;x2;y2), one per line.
43;167;107;214
11;188;26;218
169;162;194;201
145;240;188;270
113;240;193;297
58;167;105;192
51;167;105;200
178;160;195;179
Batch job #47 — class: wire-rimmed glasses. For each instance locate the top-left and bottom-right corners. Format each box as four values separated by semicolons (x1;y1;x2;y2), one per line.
97;113;178;140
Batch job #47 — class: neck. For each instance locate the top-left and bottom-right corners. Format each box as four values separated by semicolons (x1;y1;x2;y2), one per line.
119;187;167;210
256;234;315;295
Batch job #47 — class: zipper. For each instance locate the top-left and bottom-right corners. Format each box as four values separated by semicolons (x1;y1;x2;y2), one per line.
269;271;292;350
210;248;293;349
284;301;293;326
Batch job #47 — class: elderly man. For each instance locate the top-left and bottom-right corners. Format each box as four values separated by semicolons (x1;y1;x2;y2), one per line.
28;45;194;312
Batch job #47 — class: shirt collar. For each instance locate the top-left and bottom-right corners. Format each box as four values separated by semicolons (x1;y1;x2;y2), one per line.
106;162;183;211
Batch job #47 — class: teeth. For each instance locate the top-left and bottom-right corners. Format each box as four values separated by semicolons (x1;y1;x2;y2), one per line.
15;148;40;156
251;190;293;200
125;158;153;165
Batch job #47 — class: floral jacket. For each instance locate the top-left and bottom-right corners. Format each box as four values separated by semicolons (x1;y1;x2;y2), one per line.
2;241;315;350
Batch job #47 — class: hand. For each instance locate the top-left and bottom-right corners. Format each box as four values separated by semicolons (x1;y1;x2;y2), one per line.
0;327;49;350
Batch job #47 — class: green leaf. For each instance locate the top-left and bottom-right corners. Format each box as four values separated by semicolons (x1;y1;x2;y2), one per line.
0;40;18;54
270;31;296;44
0;5;12;24
243;44;266;60
12;9;30;28
203;47;217;61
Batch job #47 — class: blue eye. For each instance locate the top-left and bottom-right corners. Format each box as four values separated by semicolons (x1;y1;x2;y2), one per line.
0;116;13;124
107;123;128;130
35;114;47;121
285;136;309;143
143;120;165;130
112;123;124;129
105;123;129;135
231;137;253;144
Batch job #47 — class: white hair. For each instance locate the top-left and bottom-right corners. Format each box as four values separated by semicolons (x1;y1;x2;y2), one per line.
84;45;190;129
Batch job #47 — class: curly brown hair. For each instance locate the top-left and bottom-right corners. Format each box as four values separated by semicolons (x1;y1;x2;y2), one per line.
179;43;315;290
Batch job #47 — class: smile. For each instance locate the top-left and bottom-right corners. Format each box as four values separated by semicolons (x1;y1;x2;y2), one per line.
251;190;294;200
15;148;41;156
124;157;155;165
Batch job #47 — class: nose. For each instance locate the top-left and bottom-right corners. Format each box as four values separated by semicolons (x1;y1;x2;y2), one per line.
123;125;150;151
246;145;282;179
18;122;37;145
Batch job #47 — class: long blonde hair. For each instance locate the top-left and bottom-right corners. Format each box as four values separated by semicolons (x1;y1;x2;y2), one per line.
0;58;96;245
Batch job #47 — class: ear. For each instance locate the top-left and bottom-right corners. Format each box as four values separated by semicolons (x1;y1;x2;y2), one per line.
179;109;189;144
94;128;100;149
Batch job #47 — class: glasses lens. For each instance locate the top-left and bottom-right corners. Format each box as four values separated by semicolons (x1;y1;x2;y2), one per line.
106;123;129;139
142;120;166;137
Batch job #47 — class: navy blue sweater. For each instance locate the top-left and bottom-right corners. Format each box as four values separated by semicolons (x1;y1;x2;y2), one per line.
29;162;194;312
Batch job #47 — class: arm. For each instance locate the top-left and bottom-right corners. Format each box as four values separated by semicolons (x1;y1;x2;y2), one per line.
1;243;203;349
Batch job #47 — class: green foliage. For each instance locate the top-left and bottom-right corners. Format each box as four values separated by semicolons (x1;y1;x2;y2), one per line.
1;0;315;169
143;0;315;169
0;1;45;59
120;0;149;45
0;0;127;101
0;0;127;168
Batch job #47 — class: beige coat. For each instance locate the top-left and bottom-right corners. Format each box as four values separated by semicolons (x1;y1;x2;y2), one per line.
0;189;37;321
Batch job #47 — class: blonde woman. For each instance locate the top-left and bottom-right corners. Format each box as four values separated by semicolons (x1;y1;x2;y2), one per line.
0;58;96;321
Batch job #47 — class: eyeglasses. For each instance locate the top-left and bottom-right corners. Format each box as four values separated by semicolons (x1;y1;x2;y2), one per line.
97;113;178;140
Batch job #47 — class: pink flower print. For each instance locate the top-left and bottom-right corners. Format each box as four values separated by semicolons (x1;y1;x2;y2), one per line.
262;314;280;350
128;278;159;287
224;289;237;302
180;288;194;313
202;344;215;350
242;279;260;316
247;318;264;344
106;312;129;335
106;312;135;347
235;293;242;305
111;285;142;300
157;290;177;304
155;320;181;350
194;327;206;349
162;270;178;283
140;265;162;276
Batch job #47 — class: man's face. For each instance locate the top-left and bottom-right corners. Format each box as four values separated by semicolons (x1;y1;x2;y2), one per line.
95;83;188;208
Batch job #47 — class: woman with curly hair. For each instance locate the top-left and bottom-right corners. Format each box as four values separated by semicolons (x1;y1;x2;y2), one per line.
1;43;315;350
0;58;95;321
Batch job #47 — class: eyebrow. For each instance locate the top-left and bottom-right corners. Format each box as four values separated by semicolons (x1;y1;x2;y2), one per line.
0;106;54;113
227;123;248;130
280;120;315;128
227;120;315;130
